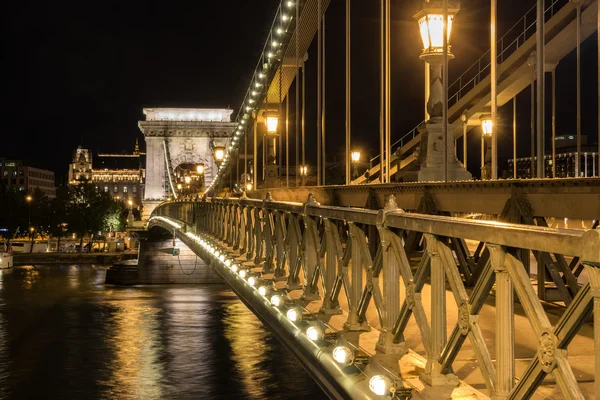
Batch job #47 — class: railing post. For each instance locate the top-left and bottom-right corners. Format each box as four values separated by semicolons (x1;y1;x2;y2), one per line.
321;219;341;314
488;245;515;398
345;223;371;331
302;194;321;301
375;196;406;354
421;233;458;387
273;211;287;281
585;264;600;395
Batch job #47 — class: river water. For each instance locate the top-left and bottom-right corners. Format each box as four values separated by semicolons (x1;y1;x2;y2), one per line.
0;265;326;400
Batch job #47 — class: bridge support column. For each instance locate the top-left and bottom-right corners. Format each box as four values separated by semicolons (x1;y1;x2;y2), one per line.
417;122;472;182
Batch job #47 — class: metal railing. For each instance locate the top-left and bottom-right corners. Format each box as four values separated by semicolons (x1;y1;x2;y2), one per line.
152;196;600;398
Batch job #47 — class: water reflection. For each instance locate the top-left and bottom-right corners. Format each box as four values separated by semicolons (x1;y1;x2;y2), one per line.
0;265;326;399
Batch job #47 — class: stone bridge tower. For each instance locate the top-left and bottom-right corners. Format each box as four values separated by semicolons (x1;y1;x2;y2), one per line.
138;108;235;219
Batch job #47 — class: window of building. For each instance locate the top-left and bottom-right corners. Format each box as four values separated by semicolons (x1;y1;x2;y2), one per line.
123;187;128;193
133;186;137;193
104;187;108;193
114;186;118;193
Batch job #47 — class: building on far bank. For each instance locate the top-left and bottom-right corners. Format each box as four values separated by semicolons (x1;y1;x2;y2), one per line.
508;135;598;178
68;140;145;208
0;158;56;198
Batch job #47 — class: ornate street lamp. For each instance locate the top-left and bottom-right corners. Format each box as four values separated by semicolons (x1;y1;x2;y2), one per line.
177;183;183;190
414;1;459;120
196;163;205;175
351;151;361;180
262;111;280;187
184;176;191;184
213;146;226;164
263;111;279;134
480;114;492;180
480;114;493;137
413;1;471;183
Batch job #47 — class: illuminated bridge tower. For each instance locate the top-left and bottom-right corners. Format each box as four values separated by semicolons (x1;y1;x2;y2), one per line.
138;108;235;219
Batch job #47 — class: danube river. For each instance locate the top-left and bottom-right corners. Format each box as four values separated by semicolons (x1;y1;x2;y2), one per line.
0;264;326;399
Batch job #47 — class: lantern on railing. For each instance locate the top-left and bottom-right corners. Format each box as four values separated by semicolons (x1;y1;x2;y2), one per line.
299;165;308;176
351;151;361;163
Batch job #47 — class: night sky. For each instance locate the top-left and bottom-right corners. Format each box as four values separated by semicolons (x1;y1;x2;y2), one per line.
3;0;598;183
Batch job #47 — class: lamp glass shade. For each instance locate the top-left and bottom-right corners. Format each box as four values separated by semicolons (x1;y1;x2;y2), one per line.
214;147;225;162
481;118;493;136
265;116;279;133
184;176;191;184
418;14;453;51
351;151;361;162
196;164;204;174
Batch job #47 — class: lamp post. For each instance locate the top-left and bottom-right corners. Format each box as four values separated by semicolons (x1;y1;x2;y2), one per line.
25;194;32;228
414;1;471;182
351;151;361;180
480;114;493;180
127;199;134;226
263;111;280;187
299;165;308;186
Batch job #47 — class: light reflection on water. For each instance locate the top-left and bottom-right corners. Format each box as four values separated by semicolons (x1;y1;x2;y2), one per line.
0;265;326;399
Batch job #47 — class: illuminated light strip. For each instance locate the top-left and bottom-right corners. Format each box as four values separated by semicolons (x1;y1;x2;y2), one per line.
184;231;391;395
149;216;182;229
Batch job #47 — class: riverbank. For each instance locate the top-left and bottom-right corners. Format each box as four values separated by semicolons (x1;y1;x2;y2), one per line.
13;251;138;265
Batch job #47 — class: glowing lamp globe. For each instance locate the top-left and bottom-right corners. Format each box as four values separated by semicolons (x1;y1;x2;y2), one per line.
286;307;303;322
332;346;354;366
351;151;361;163
263;112;279;134
369;375;393;396
213;146;226;163
306;326;324;342
414;1;460;61
480;115;493;137
196;163;205;175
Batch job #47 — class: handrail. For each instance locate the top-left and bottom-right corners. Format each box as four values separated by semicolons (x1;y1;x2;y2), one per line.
152;197;600;398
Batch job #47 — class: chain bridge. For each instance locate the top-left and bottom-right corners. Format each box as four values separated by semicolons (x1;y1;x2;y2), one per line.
119;0;600;397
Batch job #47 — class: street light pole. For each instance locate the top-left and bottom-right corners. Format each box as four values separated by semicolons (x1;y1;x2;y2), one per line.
536;0;545;178
345;0;351;185
442;0;449;182
490;0;498;180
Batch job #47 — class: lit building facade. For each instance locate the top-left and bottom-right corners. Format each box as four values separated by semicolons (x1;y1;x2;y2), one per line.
508;135;598;178
68;141;145;207
0;159;56;198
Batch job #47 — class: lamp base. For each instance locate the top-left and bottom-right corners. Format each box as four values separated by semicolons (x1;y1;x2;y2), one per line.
417;122;472;182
